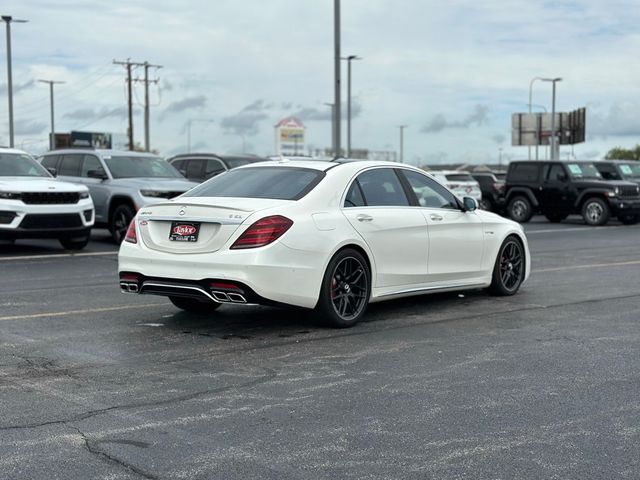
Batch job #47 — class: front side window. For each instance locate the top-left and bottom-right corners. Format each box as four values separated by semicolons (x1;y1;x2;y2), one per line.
402;170;458;209
355;168;409;207
183;167;324;200
546;164;567;182
41;155;59;170
80;155;103;178
104;155;182;179
0;153;50;177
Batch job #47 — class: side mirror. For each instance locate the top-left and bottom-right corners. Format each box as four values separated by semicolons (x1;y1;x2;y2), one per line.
46;167;57;177
87;168;107;180
462;196;478;212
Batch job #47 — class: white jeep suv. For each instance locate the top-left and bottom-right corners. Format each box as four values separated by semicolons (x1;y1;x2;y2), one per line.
0;148;95;249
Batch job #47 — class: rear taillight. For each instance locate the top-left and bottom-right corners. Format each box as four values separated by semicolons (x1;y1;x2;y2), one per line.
230;215;293;250
493;183;505;192
124;219;137;244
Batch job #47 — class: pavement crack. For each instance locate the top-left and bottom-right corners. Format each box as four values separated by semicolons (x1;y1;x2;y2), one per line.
0;367;277;431
69;425;159;480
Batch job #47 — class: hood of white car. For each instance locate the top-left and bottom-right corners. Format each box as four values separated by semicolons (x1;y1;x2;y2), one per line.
0;177;88;193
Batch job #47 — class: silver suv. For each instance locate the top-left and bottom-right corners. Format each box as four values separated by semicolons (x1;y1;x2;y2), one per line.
40;149;197;243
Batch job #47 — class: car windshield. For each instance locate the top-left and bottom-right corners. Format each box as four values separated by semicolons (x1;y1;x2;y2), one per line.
566;163;602;179
183;167;325;200
104;155;183;179
0;153;51;177
617;163;640;179
445;173;474;182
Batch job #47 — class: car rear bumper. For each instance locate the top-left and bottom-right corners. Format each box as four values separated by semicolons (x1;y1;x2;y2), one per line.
118;241;325;309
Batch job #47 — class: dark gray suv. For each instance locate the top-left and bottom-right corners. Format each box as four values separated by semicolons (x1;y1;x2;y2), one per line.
41;149;197;243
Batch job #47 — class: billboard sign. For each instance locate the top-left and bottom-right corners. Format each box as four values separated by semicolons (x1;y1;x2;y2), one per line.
275;117;305;155
512;107;586;146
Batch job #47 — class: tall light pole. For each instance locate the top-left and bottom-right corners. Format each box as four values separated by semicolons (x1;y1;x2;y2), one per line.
333;0;341;156
2;15;28;148
541;77;562;161
342;55;361;157
186;119;215;153
528;77;544;161
38;79;65;150
398;125;408;163
529;103;547;160
324;103;335;156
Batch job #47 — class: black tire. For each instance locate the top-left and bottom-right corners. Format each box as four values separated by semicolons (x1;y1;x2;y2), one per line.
169;296;221;314
619;214;639;225
59;234;90;250
315;248;371;328
507;196;533;223
581;197;610;226
110;204;135;244
489;236;525;296
544;213;568;223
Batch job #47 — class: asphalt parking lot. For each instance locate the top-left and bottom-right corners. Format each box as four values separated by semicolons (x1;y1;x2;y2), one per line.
1;217;639;479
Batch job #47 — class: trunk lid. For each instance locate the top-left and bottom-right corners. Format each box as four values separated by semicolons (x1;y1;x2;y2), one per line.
136;197;291;254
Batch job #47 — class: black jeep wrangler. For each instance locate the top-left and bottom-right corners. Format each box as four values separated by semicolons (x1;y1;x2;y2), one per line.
504;160;640;226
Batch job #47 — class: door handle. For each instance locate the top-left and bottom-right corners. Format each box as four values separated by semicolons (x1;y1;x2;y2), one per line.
356;214;373;222
430;214;443;221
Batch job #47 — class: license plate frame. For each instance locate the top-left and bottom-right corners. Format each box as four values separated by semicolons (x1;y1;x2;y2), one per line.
169;221;201;242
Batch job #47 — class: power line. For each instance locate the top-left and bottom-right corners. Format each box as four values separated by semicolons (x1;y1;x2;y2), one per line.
113;58;145;150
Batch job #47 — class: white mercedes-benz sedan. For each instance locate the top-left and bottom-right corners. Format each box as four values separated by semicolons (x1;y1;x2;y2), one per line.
118;159;530;327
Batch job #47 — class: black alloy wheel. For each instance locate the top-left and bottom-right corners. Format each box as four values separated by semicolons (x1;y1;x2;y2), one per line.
490;236;525;296
507;196;533;223
316;249;370;328
169;296;221;314
581;197;610;226
110;204;135;244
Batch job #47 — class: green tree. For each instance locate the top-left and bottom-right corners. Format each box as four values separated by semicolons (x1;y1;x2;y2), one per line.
605;145;640;160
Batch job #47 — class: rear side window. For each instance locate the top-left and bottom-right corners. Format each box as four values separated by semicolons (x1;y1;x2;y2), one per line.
59;154;83;176
186;159;205;180
356;168;410;207
183;167;325;200
171;159;186;172
344;181;366;207
509;163;539;182
205;159;226;179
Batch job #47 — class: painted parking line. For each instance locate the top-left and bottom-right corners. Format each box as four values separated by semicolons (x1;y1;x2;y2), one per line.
527;225;640;234
0;251;118;261
536;259;640;273
0;303;169;322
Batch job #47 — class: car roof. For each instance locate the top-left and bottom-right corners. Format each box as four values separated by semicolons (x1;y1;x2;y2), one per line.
45;149;160;157
168;153;267;160
427;170;472;175
0;147;31;155
236;159;414;172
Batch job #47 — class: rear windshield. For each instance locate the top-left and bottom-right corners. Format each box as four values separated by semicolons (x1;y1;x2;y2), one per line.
182;167;325;200
0;153;50;177
104;155;183;179
618;163;640;179
445;174;474;182
567;163;602;179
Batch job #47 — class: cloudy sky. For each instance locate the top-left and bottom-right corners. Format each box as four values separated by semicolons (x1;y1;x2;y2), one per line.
1;0;639;164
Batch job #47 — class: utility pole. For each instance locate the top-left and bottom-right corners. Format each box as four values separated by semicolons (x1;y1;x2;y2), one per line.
342;55;361;157
37;79;65;150
333;0;341;157
2;15;28;148
324;103;335;155
134;62;162;152
113;59;145;151
398;125;407;163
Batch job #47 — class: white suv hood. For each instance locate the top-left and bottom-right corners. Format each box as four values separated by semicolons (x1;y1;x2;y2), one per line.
0;177;88;193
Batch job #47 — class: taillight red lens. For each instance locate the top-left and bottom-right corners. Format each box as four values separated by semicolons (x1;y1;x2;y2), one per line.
493;182;505;192
124;219;137;244
230;215;293;250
